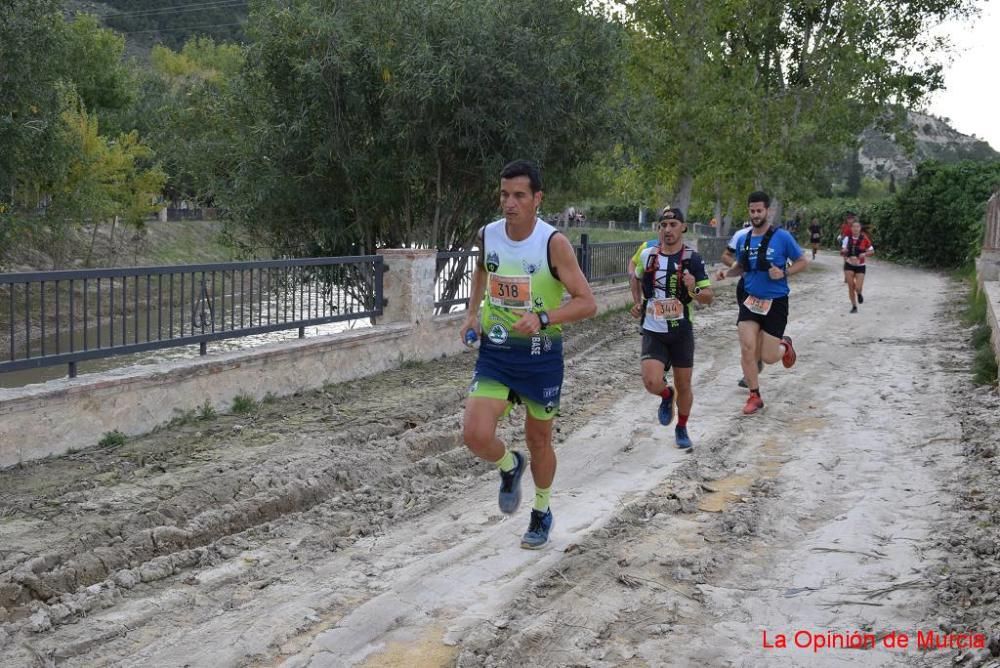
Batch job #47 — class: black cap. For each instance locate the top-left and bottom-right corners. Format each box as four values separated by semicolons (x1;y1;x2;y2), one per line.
659;207;685;223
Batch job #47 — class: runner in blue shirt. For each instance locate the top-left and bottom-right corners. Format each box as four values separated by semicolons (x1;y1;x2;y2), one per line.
715;191;808;415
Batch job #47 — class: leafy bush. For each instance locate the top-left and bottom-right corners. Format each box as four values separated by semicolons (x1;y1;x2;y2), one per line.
801;160;1000;268
98;430;126;448
886;161;1000;267
231;393;258;414
587;203;641;224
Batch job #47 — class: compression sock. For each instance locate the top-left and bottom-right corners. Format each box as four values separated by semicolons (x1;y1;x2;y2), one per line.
677;413;689;428
533;486;551;512
494;449;516;473
660;386;673;401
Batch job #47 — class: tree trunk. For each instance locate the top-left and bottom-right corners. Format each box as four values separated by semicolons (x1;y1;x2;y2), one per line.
769;195;783;228
85;220;101;268
713;180;723;237
722;196;735;237
673;173;694;219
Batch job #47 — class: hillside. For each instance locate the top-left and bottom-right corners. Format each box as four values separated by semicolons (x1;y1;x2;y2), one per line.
860;110;999;181
65;0;247;51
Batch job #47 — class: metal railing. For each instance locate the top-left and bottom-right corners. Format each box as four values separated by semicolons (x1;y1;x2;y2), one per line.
1;256;384;378
577;237;636;283
434;250;478;314
433;235;635;311
3;236;634;378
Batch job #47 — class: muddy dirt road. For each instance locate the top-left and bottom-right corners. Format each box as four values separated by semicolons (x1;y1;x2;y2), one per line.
1;253;998;667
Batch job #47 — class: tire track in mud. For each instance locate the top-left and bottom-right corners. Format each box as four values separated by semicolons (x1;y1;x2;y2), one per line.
0;294;712;664
452;260;991;668
5;256;992;668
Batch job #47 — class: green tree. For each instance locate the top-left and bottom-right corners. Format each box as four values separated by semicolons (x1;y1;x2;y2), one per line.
880;160;1000;267
620;0;975;219
220;0;625;257
129;37;244;205
61;13;134;131
46;103;167;266
0;0;71;208
845;148;863;197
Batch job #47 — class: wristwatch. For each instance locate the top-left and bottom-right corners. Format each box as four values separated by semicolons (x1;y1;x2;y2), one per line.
693;287;702;295
538;311;550;329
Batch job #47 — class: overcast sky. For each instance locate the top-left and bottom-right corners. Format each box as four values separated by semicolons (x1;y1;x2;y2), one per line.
926;0;1000;150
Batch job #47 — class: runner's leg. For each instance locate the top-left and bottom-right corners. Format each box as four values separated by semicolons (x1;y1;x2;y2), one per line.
673;366;694;417
759;331;786;365
524;413;556;493
462;396;509;462
738;321;763;388
641;358;669;396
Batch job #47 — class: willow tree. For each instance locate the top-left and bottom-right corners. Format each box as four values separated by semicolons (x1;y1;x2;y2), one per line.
219;0;626;257
622;0;975;220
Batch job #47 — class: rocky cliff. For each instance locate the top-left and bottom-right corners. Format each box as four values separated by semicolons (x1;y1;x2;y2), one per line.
859;111;998;181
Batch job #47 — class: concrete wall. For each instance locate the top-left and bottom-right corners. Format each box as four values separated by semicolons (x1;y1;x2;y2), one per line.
0;249;632;468
976;189;1000;380
977;191;1000;287
983;281;1000;381
695;236;730;264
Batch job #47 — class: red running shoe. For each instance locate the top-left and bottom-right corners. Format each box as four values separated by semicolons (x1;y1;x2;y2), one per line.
781;336;797;368
742;393;764;415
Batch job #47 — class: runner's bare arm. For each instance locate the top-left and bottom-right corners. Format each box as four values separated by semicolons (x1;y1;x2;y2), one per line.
512;233;596;335
628;255;644;318
460;231;487;341
785;256;809;276
715;262;744;281
690;284;714;305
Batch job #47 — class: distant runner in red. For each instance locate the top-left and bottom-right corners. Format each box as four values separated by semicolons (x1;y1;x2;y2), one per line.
841;219;874;313
837;211;856;246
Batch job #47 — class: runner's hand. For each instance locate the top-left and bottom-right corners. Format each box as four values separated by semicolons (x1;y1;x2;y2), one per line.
460;316;479;344
512;312;542;335
768;266;785;280
630;302;643;319
682;269;696;291
714;268;727;281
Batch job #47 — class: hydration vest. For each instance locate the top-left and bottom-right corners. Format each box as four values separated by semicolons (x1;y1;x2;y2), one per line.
640;245;694;328
844;234;871;257
741;227;776;273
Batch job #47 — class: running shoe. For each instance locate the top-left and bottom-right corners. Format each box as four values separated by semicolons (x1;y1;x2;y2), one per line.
498;451;526;515
742;393;764;415
850;305;858;313
675;425;693;449
781;336;796;368
658;386;675;426
520;508;553;549
857;292;864;304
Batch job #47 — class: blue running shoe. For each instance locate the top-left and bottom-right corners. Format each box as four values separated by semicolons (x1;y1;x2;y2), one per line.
520;508;553;549
675;425;693;449
657;386;675;426
498;451;525;515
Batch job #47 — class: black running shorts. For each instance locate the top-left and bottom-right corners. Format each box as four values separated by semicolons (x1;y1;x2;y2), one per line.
737;295;789;339
843;263;866;274
641;328;695;369
735;277;747;325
